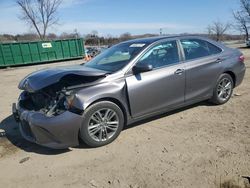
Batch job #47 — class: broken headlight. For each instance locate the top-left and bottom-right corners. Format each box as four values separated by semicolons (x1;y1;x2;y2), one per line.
63;92;83;115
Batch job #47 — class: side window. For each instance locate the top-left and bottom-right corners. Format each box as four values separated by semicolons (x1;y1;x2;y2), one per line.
181;39;210;60
206;42;222;55
181;39;222;61
138;41;179;69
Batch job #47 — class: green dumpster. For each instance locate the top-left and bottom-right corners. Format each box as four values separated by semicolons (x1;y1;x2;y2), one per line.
0;38;85;67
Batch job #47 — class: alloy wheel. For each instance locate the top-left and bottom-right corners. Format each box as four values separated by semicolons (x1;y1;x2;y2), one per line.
87;108;119;142
217;78;233;101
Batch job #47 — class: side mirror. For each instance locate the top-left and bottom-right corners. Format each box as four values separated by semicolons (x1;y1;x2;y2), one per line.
132;64;153;74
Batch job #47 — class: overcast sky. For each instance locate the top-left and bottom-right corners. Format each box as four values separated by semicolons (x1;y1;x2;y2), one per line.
0;0;240;36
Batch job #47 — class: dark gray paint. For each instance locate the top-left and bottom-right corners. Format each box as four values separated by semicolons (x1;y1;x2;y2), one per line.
14;35;246;149
18;65;107;92
126;63;185;118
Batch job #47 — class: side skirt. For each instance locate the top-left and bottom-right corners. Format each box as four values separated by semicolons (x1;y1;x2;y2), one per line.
126;96;211;125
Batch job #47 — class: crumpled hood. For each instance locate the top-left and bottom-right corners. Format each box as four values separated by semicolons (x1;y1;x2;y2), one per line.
18;65;108;92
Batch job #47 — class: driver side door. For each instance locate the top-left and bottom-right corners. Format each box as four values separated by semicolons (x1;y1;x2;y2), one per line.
125;40;185;118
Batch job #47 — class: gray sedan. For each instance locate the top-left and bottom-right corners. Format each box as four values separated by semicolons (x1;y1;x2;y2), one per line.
13;35;246;149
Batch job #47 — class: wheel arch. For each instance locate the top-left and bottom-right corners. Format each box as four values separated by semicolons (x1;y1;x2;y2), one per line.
77;97;129;145
85;97;128;126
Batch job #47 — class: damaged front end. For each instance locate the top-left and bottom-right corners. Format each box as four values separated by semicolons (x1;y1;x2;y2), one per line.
13;66;107;149
18;80;84;118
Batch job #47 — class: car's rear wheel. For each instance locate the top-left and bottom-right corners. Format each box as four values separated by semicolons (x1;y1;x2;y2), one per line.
210;73;234;105
80;101;124;147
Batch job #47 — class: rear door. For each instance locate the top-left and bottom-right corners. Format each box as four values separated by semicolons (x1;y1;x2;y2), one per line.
125;40;185;118
180;38;224;101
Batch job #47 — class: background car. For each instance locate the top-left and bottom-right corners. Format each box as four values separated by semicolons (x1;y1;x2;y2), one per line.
246;39;250;47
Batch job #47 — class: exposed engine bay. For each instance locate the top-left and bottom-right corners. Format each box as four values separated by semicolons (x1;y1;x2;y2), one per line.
20;88;68;116
19;74;104;117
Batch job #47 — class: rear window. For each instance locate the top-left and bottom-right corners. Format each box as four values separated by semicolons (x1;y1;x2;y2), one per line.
181;39;222;61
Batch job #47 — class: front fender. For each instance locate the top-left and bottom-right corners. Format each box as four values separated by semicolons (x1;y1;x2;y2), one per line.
71;79;131;117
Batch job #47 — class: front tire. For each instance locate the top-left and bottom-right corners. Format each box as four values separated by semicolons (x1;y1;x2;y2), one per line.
80;101;124;147
210;73;234;105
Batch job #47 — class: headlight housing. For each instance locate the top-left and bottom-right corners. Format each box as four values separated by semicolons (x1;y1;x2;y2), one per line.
64;94;75;110
63;92;83;115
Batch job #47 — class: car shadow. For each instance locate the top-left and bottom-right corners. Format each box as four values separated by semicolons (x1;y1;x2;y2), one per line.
239;46;250;49
124;101;214;130
0;101;214;154
0;115;70;155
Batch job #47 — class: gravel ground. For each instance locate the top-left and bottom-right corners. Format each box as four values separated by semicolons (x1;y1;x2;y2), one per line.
0;45;249;188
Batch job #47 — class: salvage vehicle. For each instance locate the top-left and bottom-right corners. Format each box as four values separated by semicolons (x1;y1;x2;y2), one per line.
13;35;246;149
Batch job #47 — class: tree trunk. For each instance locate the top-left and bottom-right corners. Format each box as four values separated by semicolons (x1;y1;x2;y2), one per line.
243;25;249;40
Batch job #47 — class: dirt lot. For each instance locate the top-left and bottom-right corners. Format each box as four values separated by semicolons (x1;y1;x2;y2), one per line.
0;45;249;188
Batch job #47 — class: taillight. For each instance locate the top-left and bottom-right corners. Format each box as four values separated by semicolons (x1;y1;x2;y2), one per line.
239;55;245;63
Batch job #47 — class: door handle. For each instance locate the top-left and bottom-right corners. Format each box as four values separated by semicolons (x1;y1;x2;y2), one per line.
215;58;222;63
175;69;185;75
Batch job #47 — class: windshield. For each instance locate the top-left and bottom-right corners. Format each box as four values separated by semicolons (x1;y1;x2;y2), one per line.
84;42;148;72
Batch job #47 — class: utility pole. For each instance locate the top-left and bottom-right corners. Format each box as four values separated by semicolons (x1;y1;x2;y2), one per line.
74;29;78;38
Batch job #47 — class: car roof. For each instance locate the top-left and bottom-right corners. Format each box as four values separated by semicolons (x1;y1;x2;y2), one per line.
122;35;207;45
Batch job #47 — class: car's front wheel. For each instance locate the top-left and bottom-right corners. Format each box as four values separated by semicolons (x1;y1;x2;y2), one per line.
80;101;124;147
210;73;234;105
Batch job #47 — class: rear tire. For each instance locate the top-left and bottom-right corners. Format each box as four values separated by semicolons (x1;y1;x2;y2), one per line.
210;73;234;105
80;101;124;147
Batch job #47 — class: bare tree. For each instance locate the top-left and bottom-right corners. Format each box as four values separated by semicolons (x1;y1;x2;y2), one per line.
17;0;62;40
209;21;230;41
233;11;249;40
232;0;250;39
90;30;99;38
120;32;132;41
47;33;58;40
240;0;250;17
207;25;213;36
